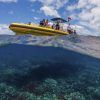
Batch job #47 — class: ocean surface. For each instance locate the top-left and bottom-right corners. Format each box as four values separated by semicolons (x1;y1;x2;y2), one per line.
0;34;100;100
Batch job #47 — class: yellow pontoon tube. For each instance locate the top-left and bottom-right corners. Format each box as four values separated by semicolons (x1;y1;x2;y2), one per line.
9;23;69;36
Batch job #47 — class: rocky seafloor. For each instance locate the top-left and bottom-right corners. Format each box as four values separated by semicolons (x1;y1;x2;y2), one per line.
0;34;100;100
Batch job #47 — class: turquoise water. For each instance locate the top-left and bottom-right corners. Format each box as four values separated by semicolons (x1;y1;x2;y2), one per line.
0;36;100;100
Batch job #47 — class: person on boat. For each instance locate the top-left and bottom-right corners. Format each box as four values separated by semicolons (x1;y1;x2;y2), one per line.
43;19;49;27
56;21;60;30
40;20;44;26
67;24;73;34
40;19;46;26
42;19;46;26
52;23;56;29
45;19;49;26
73;29;77;35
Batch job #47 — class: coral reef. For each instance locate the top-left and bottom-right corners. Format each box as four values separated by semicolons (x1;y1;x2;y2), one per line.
0;35;100;100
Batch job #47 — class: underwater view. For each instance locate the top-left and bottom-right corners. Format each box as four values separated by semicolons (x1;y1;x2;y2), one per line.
0;35;100;100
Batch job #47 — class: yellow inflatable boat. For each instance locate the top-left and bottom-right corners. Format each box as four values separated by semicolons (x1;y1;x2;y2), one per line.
9;23;69;36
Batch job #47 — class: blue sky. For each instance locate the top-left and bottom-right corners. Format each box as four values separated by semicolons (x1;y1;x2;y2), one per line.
0;0;78;24
0;0;100;36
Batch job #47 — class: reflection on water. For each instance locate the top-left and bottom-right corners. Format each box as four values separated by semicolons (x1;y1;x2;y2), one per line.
0;44;100;100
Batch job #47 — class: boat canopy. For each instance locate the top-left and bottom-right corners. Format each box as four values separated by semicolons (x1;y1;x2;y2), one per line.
51;17;67;23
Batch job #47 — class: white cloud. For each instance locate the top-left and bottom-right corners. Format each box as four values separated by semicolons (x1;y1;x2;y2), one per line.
40;6;60;17
77;0;88;9
67;4;77;11
0;24;15;35
0;0;17;3
67;0;100;36
78;0;100;36
30;0;68;9
30;0;68;17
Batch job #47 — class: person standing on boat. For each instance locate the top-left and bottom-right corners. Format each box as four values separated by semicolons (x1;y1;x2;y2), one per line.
73;29;77;35
42;19;48;27
67;24;73;34
40;20;43;26
52;23;56;29
56;21;60;30
45;19;49;26
40;19;45;26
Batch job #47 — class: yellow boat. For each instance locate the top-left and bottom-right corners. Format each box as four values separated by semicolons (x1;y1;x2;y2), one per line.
9;23;69;36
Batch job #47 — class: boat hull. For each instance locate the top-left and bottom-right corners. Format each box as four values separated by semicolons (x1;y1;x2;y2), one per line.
9;23;69;36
